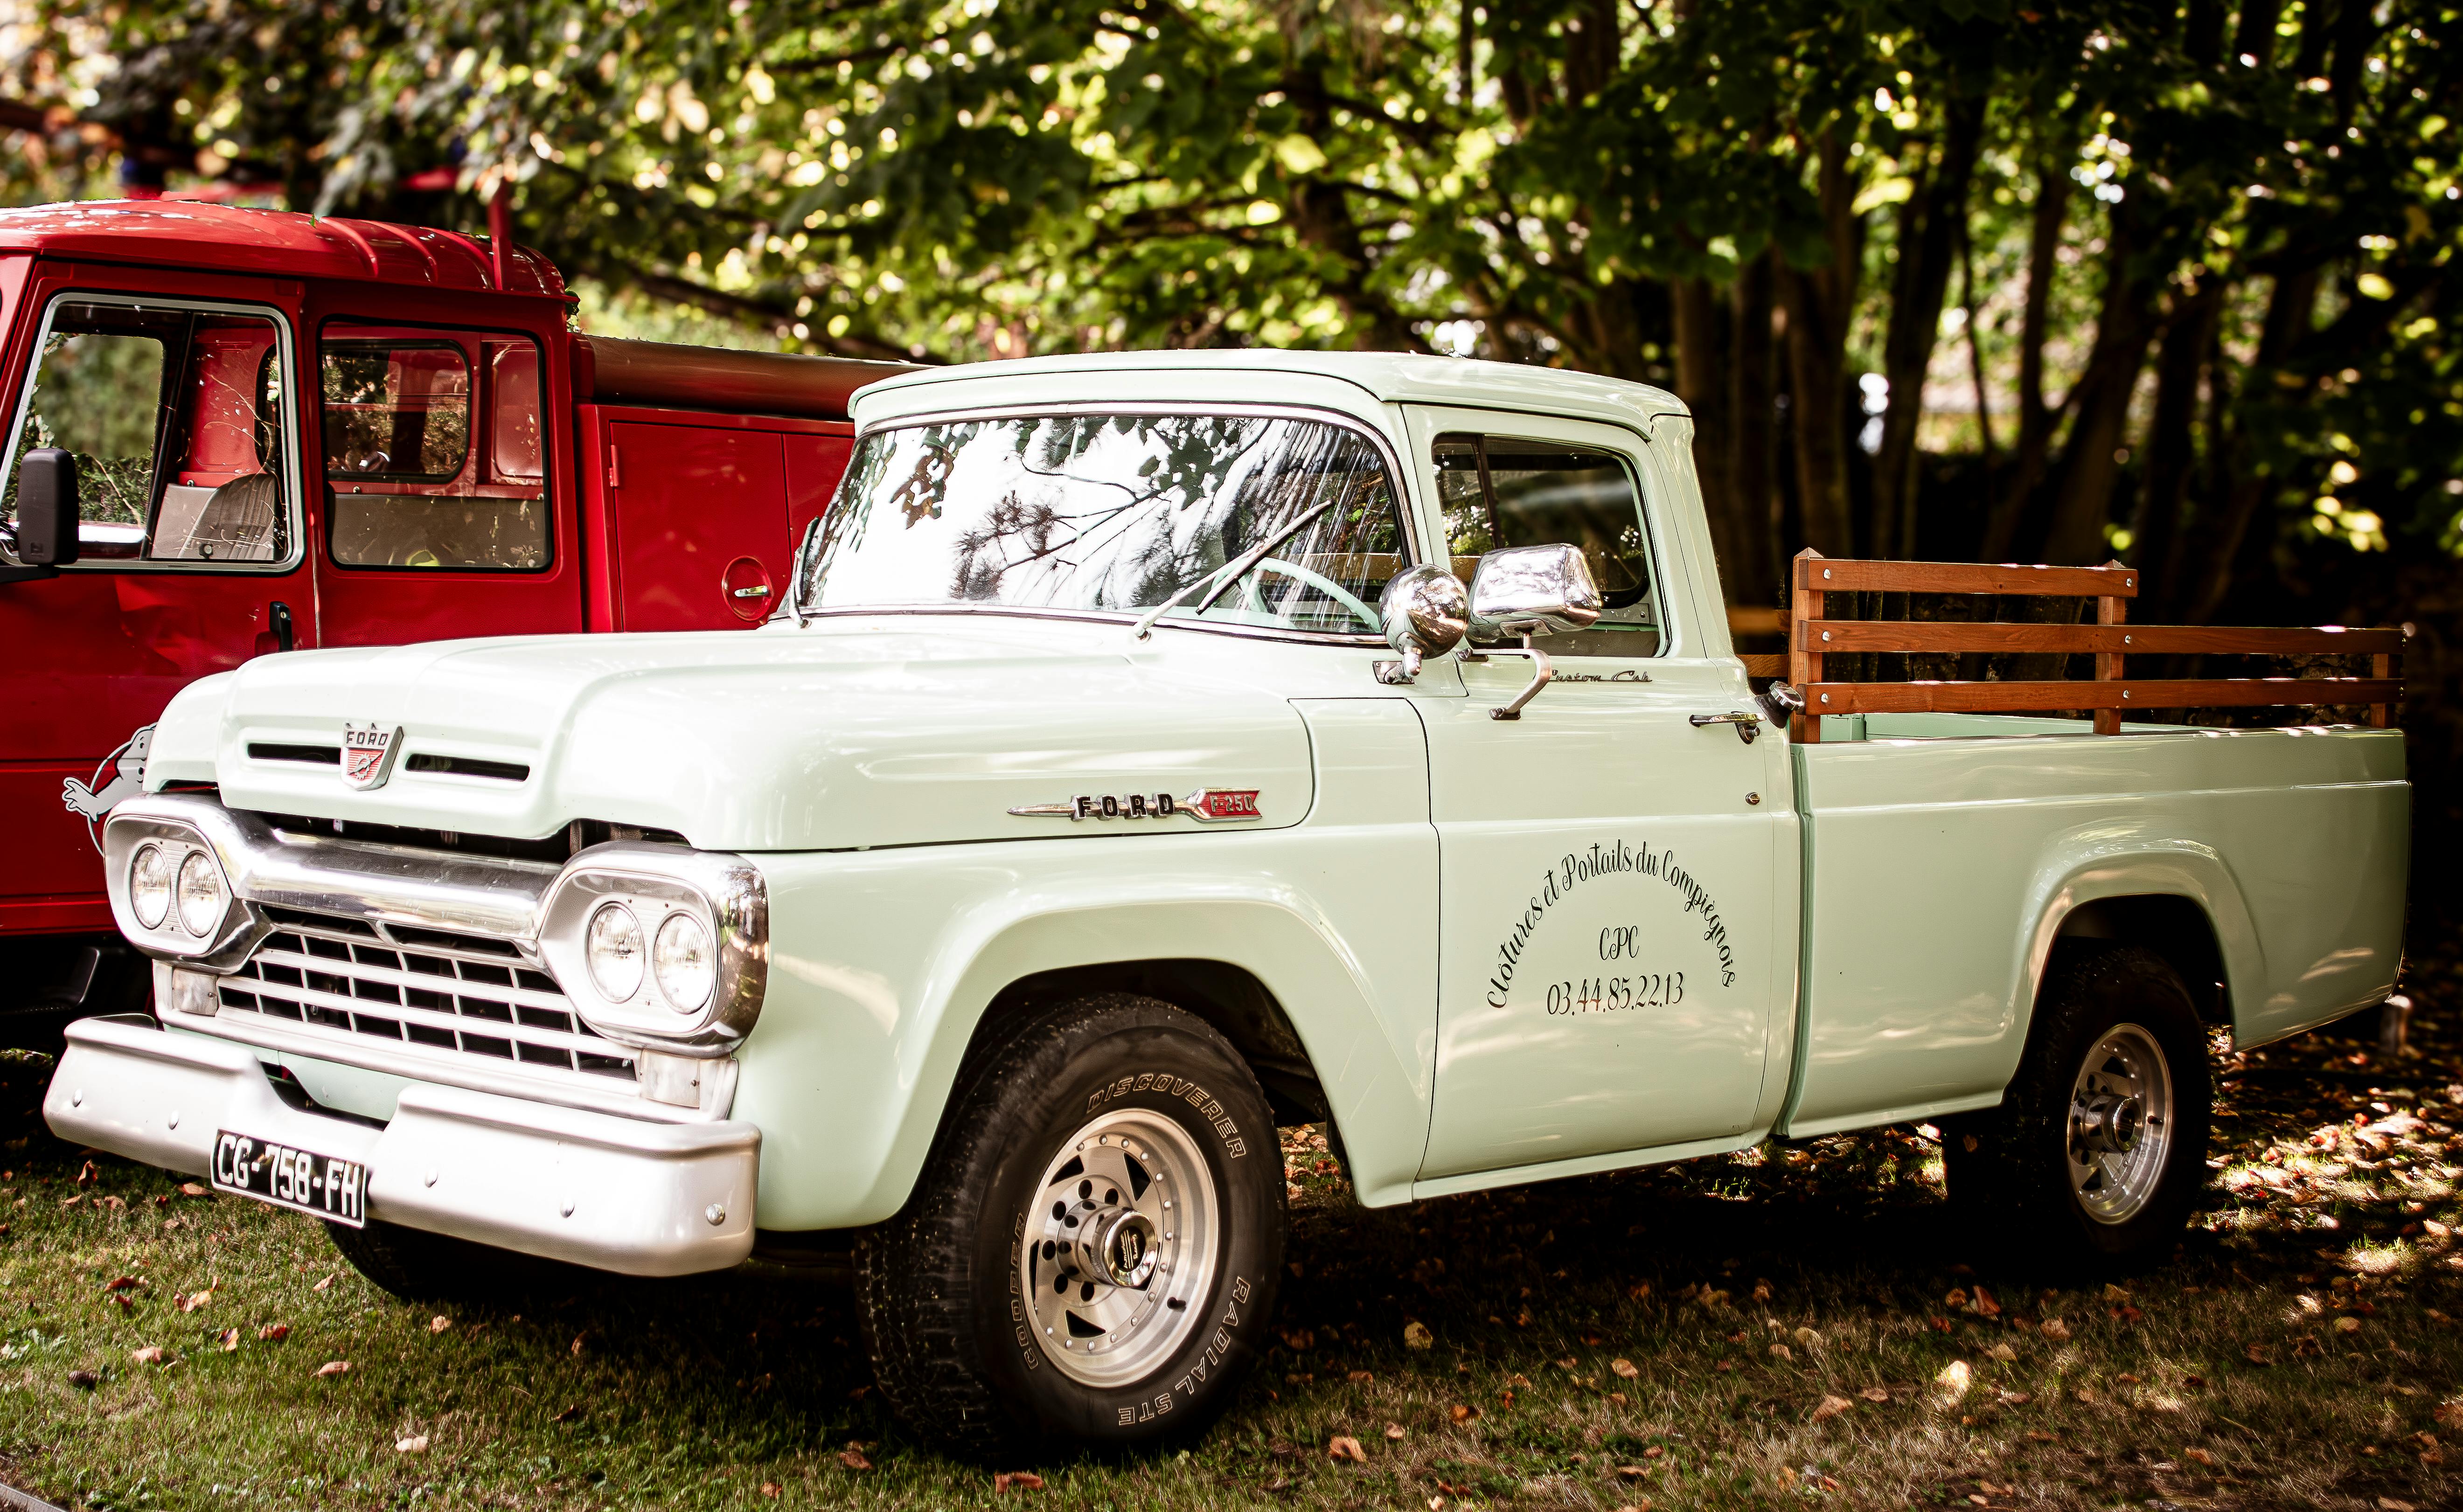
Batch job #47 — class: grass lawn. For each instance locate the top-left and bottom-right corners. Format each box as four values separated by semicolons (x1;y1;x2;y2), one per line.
1;924;2458;1512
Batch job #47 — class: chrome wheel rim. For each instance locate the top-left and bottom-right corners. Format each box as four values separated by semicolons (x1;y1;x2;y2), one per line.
1018;1108;1218;1388
2066;1022;2173;1224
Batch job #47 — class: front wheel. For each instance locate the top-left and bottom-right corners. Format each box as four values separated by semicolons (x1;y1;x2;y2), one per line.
856;994;1285;1459
1944;945;2213;1274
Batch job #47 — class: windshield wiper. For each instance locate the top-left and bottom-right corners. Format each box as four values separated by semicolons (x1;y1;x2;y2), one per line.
1128;499;1339;642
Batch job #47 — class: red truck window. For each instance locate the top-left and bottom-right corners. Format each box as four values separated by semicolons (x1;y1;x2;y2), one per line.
319;323;547;571
2;296;294;567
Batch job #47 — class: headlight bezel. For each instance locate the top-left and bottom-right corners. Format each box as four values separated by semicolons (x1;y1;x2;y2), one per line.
538;843;765;1056
103;814;255;963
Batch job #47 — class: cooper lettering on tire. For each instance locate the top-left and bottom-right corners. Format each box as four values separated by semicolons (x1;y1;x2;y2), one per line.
856;993;1286;1457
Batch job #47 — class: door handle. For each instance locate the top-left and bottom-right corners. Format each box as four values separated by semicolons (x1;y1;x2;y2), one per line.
731;584;772;599
1689;710;1762;744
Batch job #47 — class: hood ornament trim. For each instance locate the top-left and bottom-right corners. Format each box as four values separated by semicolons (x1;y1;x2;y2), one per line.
341;722;404;790
1009;788;1263;823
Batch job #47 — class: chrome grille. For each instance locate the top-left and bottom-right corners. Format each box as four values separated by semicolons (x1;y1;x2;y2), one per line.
216;906;636;1083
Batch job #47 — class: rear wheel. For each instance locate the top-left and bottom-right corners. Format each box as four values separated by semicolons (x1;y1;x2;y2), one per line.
1944;946;2213;1273
856;994;1284;1459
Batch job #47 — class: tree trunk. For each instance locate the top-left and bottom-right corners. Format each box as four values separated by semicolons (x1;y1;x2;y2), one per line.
2130;278;2222;617
1870;92;1983;560
1725;249;1780;610
2039;199;2160;567
1779;131;1859;560
2177;266;2321;621
1672;276;1741;590
1979;145;2073;562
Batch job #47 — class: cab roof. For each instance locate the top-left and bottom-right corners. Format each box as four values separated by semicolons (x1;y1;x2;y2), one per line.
856;348;1690;426
0;200;567;300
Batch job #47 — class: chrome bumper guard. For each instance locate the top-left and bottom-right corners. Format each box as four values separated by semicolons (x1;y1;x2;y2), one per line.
46;1016;758;1277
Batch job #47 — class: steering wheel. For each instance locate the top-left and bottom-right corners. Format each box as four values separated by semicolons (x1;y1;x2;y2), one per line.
1239;556;1380;632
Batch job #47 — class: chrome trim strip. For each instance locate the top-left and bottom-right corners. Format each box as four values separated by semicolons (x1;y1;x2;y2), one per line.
193;1008;725;1124
787;400;1425;640
105;794;557;968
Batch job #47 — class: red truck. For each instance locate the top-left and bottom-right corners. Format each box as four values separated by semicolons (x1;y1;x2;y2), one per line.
0;201;908;1039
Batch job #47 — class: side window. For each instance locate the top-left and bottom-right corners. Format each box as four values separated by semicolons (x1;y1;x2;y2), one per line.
1436;432;1661;656
320;323;548;570
1;298;293;566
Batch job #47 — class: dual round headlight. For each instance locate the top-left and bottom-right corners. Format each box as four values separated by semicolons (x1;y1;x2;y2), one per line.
130;842;225;937
584;901;713;1012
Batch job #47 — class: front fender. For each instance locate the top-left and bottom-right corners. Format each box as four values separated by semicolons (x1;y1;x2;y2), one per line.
732;828;1434;1230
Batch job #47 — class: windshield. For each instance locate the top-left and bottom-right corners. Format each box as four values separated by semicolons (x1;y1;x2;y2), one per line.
794;413;1410;635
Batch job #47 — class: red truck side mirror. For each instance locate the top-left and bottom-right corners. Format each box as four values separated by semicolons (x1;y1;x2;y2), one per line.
8;447;79;574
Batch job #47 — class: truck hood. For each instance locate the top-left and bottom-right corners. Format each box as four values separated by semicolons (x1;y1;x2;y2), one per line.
151;618;1316;851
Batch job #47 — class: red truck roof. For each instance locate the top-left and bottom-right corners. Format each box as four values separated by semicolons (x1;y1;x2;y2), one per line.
0;200;919;423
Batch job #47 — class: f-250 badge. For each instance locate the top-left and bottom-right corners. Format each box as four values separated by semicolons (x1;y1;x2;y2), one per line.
1009;788;1262;822
341;722;403;790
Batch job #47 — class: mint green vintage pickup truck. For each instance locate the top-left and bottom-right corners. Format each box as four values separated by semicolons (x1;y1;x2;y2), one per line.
47;352;2408;1455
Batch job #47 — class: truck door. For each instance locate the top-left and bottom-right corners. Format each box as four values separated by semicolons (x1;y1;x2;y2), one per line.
0;281;310;944
308;316;581;646
1406;408;1788;1182
602;420;793;631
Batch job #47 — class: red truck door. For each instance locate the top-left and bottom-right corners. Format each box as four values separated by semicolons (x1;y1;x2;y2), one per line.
305;305;582;646
605;420;792;630
0;261;315;940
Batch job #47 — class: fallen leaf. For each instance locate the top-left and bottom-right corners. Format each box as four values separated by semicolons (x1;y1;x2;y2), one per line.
570;1333;587;1356
1945;1287;1970;1309
1385;1423;1407;1441
175;1289;211;1313
1859;1386;1890;1402
760;1483;781;1498
1936;1360;1972;1391
1811;1394;1853;1422
2116;1372;2142;1385
1328;1436;1367;1464
2336;1316;2363;1334
129;1346;164;1366
1768;1343;1794;1361
1612;1357;1639;1379
66;1370;96;1390
1971;1285;2001;1317
2039;1318;2072;1343
430;1315;452;1334
1403;1320;1434;1350
1627;1281;1651;1300
838;1449;872;1471
2245;1344;2274;1366
217;1329;238;1352
2436;1401;2463;1429
1448;1403;1478;1423
179;1182;207;1197
2102;1283;2131;1303
257;1323;288;1341
316;1360;349;1378
1794;1326;1824;1350
312;1273;335;1292
2378;1500;2419;1512
1279;1326;1315;1351
75;1161;96;1189
2185;1449;2215;1467
396;1435;429;1454
104;1275;141;1293
1987;1343;2017;1362
1613;1501;1650;1512
554;1404;584;1424
1616;1463;1650;1479
993;1472;1044;1493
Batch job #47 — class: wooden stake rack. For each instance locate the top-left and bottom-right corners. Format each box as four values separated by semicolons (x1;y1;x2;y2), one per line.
1770;549;2406;745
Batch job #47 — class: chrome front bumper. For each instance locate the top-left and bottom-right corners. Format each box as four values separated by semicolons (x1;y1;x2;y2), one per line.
45;1015;759;1277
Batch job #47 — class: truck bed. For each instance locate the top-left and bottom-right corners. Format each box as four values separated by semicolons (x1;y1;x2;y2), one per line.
1779;718;2408;1137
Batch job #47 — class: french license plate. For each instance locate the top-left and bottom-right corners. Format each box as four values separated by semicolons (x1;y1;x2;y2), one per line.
210;1131;368;1228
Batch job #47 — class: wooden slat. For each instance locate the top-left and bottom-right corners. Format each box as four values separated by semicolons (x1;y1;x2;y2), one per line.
1738;653;1787;678
1802;621;2410;656
1798;557;2140;598
1802;678;2404;717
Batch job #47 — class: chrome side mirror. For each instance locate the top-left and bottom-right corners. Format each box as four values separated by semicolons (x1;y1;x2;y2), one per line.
1468;543;1601;641
1461;544;1602;721
1374;564;1468;685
